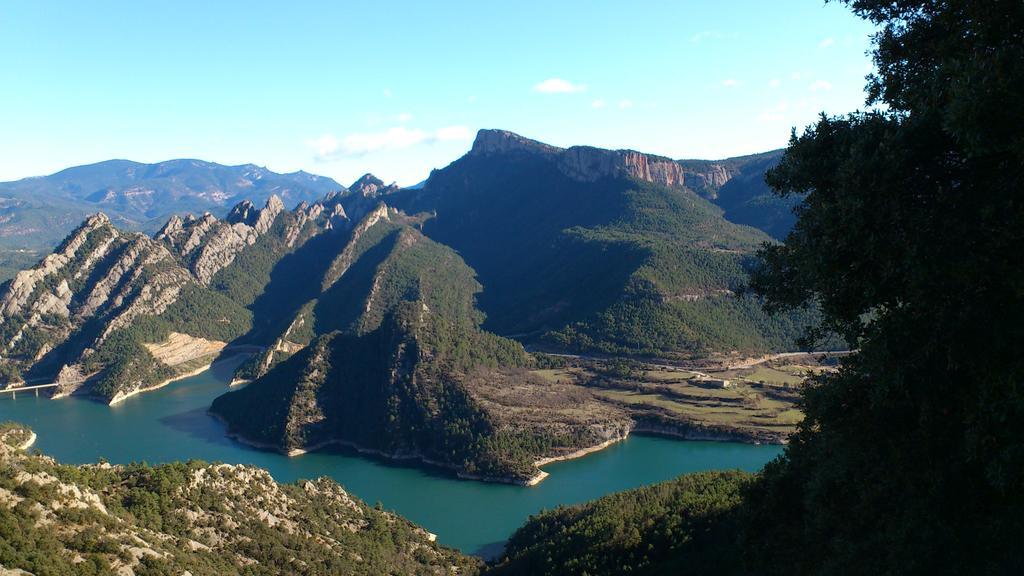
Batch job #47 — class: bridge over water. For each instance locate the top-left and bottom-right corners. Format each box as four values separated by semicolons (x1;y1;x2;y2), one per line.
0;382;63;398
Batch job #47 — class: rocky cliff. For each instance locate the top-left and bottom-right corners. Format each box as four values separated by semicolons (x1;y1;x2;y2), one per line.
0;192;349;401
469;129;784;207
0;212;190;390
471;129;687;189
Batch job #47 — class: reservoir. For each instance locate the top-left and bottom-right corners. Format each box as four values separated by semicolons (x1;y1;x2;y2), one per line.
0;355;782;557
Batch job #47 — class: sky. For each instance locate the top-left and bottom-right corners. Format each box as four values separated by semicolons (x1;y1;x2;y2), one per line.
0;1;877;187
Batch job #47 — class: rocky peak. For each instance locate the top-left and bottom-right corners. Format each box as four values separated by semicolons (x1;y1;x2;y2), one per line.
253;195;284;235
1;214;118;319
157;215;184;237
470;129;562;157
85;212;111;227
226;199;259;227
349;174;397;198
325;203;349;231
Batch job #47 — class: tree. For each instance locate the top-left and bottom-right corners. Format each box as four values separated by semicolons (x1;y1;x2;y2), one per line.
742;1;1024;574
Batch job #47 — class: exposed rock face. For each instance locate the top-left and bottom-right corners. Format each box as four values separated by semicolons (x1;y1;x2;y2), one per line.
0;182;369;393
0;213;113;318
322;203;391;290
468;129;752;197
157;195;284;285
340;174;399;222
349;173;389;197
469;129;562;157
51;364;87;398
558;147;686;187
143;332;225;367
225;199;259;227
253;194;285;234
0;213;196;387
683;164;733;195
471;129;687;189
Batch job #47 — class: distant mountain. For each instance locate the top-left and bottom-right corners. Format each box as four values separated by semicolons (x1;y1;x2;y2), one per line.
0;159;343;249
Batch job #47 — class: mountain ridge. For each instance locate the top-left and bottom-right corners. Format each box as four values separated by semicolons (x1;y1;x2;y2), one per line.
0;158;344;250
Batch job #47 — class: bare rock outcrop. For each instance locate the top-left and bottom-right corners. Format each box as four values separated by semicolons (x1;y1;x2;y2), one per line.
0;213;114;318
471;129;688;189
158;195;285;285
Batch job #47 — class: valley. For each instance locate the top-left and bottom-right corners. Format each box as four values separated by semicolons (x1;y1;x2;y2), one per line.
0;128;813;565
0;359;781;559
1;129;815;486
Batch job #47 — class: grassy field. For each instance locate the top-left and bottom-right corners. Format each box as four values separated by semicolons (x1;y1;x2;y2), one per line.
594;381;801;435
713;362;835;388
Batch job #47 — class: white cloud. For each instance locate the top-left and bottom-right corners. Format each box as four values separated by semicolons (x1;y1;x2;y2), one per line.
307;125;472;159
396;112;414;123
790;71;804;81
768;78;781;88
689;30;721;43
810;80;833;91
722;79;740;88
435;125;472;141
307;134;341;158
618;99;633;109
383;88;393;98
819;37;835;48
532;78;587;93
591;99;607;109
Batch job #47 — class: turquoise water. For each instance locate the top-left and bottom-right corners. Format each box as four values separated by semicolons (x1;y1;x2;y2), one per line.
0;355;781;557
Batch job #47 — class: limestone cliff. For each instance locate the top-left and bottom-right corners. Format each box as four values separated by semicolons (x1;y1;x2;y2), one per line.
0;192;348;400
470;129;688;189
157;195;285;284
0;213;192;388
469;129;760;199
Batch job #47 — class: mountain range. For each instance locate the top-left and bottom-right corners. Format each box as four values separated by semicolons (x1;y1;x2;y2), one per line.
0;159;342;250
0;129;807;483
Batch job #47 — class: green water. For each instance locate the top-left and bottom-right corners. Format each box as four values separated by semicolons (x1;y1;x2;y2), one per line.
0;355;782;557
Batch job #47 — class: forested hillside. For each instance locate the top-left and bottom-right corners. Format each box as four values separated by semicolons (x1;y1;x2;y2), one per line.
390;131;815;357
0;423;476;575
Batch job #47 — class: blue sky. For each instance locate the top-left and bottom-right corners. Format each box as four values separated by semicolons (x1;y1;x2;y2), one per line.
0;1;876;186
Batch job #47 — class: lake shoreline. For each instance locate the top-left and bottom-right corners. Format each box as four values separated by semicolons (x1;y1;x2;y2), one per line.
213;417;782;488
6;363;782;558
107;353;250;406
18;431;37;451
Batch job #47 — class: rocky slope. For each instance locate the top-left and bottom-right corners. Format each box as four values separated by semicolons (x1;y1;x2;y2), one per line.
0;423;476;575
0;193;342;402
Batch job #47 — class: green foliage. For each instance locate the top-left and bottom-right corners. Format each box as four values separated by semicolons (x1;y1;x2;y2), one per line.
390;152;811;357
709;151;800;240
740;1;1024;574
85;329;174;400
0;430;476;575
158;283;252;342
0;249;44;282
489;471;752;576
213;300;537;480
